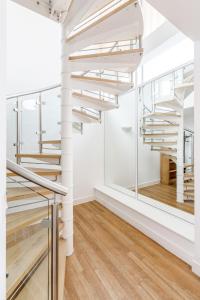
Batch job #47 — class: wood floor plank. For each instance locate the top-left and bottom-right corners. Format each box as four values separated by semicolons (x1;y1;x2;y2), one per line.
138;183;194;214
64;201;200;300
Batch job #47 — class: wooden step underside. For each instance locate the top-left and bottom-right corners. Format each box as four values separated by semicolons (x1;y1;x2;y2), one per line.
72;92;119;111
143;133;178;138
15;153;61;164
66;0;143;54
144;141;177;147
7;168;61;178
143;112;181;122
155;98;182;111
69;48;143;73
16;154;61;159
7;186;54;202
71;74;133;95
143;124;179;130
73;108;101;123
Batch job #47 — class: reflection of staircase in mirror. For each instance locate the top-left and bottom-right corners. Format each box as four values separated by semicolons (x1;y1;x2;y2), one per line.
141;64;194;204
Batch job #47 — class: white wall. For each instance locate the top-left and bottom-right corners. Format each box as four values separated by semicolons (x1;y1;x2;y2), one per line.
105;90;160;190
74;124;104;202
7;1;104;202
7;1;61;94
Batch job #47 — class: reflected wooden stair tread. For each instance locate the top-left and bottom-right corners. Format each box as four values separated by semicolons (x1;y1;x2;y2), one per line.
7;167;61;177
7;186;54;202
7;207;50;238
143;133;178;138
39;140;61;145
143;112;181;118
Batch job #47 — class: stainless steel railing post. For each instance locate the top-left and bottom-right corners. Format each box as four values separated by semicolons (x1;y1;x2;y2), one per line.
51;203;59;300
38;93;43;153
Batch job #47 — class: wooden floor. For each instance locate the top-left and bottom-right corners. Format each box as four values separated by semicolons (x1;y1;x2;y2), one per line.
138;184;194;214
64;201;200;300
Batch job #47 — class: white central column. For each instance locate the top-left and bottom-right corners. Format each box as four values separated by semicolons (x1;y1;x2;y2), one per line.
176;107;184;203
0;0;7;298
192;41;200;276
61;22;74;256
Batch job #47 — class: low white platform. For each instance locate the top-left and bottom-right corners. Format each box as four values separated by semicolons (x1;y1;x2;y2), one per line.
95;185;194;266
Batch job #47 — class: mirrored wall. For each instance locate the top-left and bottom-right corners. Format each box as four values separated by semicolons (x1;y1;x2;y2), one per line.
104;61;194;216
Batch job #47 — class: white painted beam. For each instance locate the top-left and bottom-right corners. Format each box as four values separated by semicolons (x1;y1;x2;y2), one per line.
0;0;6;298
192;41;200;277
61;23;74;256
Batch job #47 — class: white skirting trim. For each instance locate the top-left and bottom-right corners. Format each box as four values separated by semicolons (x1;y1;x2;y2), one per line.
95;185;194;267
73;195;94;206
192;260;200;277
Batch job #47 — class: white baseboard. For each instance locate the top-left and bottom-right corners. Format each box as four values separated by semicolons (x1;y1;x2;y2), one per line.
192;260;200;277
95;185;194;267
73;195;94;206
138;179;160;188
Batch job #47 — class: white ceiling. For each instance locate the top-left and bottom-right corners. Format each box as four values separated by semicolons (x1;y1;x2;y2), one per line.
146;0;200;41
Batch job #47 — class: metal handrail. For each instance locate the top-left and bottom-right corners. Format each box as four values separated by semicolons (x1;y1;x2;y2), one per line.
7;84;61;100
7;159;67;196
140;60;194;90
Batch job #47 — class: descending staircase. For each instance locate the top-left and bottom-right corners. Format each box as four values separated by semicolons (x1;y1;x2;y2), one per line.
6;161;67;300
141;64;194;202
7;1;144;299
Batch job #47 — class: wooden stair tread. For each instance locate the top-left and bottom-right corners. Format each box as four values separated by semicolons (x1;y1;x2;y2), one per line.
71;74;131;86
69;48;143;61
7;222;64;299
7;186;53;202
7;207;49;238
14;237;65;300
7;168;61;177
7;227;49;298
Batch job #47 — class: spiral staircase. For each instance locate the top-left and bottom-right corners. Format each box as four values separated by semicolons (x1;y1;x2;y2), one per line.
141;66;194;202
6;0;144;299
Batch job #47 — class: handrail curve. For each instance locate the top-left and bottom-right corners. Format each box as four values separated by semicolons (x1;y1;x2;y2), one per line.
7;160;67;196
